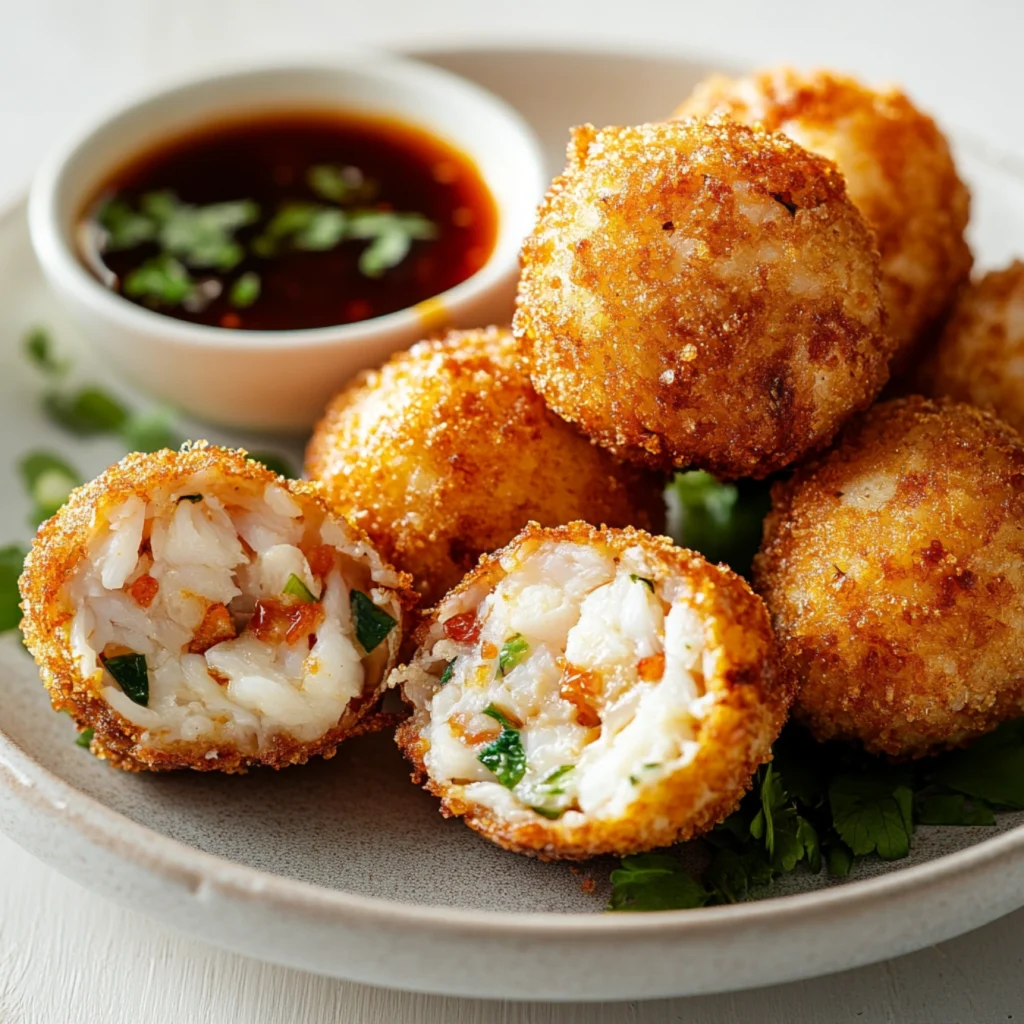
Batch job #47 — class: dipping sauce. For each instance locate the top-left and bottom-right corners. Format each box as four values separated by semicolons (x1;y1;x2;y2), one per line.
78;111;498;331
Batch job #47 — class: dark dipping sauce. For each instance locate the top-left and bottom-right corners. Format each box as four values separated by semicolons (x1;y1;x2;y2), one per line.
79;111;498;331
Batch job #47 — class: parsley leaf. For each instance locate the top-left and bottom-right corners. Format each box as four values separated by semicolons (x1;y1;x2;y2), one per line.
665;471;771;576
98;197;158;250
705;846;773;904
146;193;259;271
44;386;128;435
930;720;1024;809
19;451;82;525
482;704;518;730
915;791;996;826
24;328;68;377
830;770;914;860
477;727;526;788
349;211;437;278
121;407;180;453
0;544;27;632
246;451;297;479
608;854;711;911
439;659;456;686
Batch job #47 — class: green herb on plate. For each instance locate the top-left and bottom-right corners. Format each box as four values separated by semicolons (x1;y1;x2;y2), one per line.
608;853;712;912
246;451;297;479
121;407;181;453
665;471;772;576
23;327;68;377
0;544;27;632
19;451;83;525
44;386;129;435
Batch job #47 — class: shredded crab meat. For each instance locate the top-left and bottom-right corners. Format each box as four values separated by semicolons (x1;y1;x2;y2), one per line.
65;473;392;753
419;540;716;823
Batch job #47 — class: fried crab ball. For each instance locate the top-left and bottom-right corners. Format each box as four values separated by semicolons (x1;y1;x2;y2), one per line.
392;523;791;860
675;68;973;371
305;327;665;605
20;443;413;772
920;262;1024;435
754;397;1024;759
513;118;890;479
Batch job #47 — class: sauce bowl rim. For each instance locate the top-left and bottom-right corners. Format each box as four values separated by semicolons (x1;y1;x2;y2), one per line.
28;53;547;350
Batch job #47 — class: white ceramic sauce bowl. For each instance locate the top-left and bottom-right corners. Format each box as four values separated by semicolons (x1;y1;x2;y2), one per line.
29;57;546;433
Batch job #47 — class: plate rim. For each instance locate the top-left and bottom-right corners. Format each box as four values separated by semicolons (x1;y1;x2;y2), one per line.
3;48;1024;943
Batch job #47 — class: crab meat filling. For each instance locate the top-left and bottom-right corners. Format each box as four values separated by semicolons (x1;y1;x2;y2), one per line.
417;541;717;823
65;474;397;752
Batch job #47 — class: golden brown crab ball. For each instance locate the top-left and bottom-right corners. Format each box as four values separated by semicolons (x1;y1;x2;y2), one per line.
305;327;665;606
392;522;791;860
920;262;1024;435
20;443;413;772
675;67;973;372
754;397;1024;759
513;118;891;479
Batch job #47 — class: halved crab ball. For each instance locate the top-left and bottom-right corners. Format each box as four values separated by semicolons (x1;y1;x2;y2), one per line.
514;118;890;478
19;442;413;772
392;523;790;860
675;67;972;371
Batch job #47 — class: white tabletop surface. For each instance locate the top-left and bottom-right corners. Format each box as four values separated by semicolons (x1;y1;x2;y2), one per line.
3;1;1024;1020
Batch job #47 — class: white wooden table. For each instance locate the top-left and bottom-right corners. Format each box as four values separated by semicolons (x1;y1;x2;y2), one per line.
3;1;1024;1019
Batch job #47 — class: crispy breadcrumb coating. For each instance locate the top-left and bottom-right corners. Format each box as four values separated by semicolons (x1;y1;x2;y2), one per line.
920;262;1024;434
20;442;413;772
306;327;665;605
754;398;1024;758
393;522;791;860
514;118;890;479
676;67;972;372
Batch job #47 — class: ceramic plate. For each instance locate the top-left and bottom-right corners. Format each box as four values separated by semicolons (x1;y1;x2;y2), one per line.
3;46;1024;1002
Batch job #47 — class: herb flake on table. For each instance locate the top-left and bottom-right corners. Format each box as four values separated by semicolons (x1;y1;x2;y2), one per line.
19;451;83;525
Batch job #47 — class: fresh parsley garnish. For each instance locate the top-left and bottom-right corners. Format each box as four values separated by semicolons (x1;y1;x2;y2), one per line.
19;451;82;525
252;202;347;255
498;634;529;676
283;573;318;603
665;471;772;576
0;544;27;632
44;386;128;435
477;726;527;789
350;590;396;653
75;727;95;749
608;854;712;912
121;407;181;453
102;652;149;706
606;716;1024;913
482;704;517;730
24;328;68;377
246;451;297;478
439;659;456;686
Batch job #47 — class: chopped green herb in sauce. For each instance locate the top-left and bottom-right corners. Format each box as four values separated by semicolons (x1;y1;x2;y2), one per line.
283;573;318;603
350;590;396;653
102;652;150;706
229;271;261;309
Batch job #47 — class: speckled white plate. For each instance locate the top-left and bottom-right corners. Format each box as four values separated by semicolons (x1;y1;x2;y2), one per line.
3;46;1024;1003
